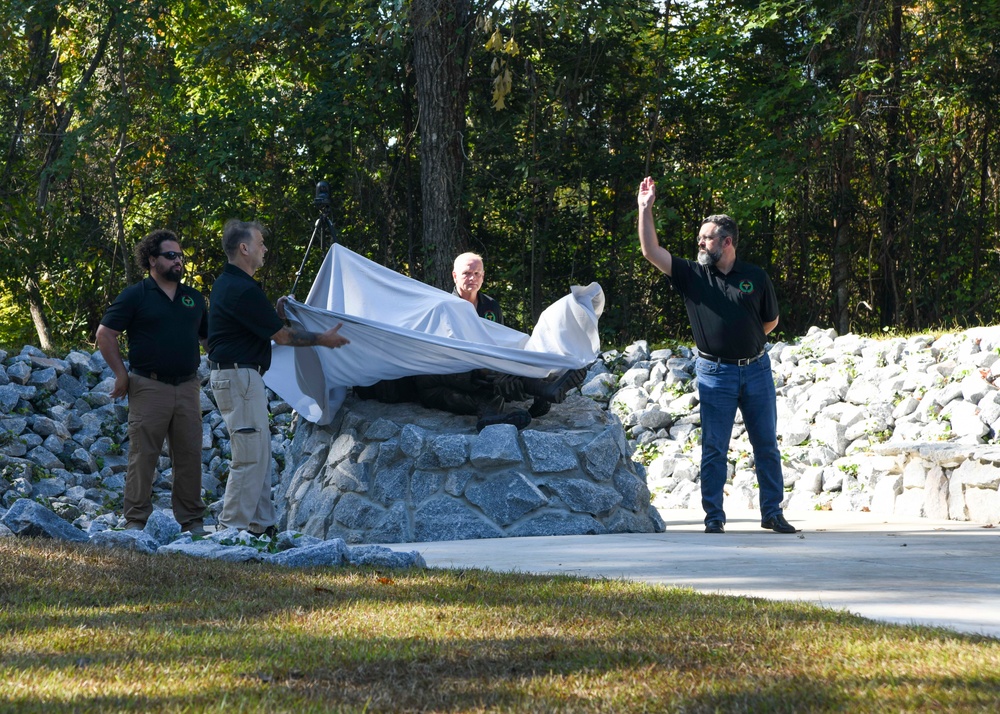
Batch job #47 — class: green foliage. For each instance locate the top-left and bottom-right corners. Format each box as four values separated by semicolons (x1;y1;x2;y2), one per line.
838;462;859;479
632;442;661;466
0;0;998;349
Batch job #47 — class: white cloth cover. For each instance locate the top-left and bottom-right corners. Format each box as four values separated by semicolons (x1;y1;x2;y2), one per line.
264;244;604;424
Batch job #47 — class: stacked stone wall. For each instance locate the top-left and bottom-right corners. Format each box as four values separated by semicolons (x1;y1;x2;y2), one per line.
596;326;1000;524
276;395;663;542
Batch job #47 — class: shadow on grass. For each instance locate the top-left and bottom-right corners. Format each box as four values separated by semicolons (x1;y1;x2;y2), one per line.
2;539;999;712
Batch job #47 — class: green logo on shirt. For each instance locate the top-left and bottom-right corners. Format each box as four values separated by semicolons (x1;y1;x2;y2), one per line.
182;295;195;308
484;311;498;322
739;281;754;294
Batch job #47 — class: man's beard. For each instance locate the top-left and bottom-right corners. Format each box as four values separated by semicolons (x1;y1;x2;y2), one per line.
163;265;183;282
697;246;722;266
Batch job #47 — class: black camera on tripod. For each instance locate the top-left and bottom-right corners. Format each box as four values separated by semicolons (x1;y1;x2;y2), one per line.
314;180;331;207
292;180;337;297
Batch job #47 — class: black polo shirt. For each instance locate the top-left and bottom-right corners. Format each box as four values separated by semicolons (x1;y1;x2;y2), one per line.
100;277;207;377
207;263;285;370
668;257;778;360
453;288;503;325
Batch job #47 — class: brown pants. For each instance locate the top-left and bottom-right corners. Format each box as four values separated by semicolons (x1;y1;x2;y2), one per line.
124;374;206;529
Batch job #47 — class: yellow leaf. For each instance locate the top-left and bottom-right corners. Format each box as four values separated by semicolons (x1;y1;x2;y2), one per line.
485;28;503;52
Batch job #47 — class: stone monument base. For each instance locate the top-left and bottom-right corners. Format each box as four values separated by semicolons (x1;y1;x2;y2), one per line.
276;394;664;543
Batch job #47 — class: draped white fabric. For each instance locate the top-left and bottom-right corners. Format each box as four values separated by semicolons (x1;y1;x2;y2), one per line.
263;244;604;424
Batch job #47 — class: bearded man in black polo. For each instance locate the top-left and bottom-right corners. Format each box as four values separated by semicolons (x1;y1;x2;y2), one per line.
637;176;799;535
96;229;208;534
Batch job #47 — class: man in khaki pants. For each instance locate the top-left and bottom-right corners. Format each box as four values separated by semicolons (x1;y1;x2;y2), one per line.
96;229;208;534
207;219;349;537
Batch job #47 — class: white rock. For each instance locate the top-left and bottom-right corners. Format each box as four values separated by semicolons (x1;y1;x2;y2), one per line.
870;474;902;514
619;366;650;388
638;405;672;430
902;459;927;489
779;419;811;447
942;400;988;442
892;396;919;419
811;418;848;456
923;465;950;520
821;466;843;492
952;459;1000;489
785;492;816;511
610;386;648;414
672;457;700;482
894;487;926;517
646;454;676;482
965;487;1000;524
794;467;823;494
960;373;992;403
832;489;870;512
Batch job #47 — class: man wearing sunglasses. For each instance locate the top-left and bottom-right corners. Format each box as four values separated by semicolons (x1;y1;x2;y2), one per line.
96;229;208;535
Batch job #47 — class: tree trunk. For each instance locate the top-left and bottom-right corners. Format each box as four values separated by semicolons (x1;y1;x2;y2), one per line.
410;0;474;289
25;275;54;352
876;0;904;328
21;9;118;349
832;131;856;336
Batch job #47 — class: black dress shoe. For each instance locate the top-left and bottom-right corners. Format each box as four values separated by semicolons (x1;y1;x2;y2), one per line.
249;525;278;539
761;514;800;533
704;520;725;534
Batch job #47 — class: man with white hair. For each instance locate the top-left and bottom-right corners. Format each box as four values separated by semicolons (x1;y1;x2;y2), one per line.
452;252;502;324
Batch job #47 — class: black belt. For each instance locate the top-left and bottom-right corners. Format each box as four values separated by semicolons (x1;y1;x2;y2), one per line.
130;368;197;386
697;350;765;366
209;361;266;375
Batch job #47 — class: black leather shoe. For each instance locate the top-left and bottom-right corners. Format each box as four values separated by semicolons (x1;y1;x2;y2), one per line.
761;514;800;533
249;525;278;539
704;520;725;534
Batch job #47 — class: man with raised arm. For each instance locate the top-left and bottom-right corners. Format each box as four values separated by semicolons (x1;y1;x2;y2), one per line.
637;176;798;535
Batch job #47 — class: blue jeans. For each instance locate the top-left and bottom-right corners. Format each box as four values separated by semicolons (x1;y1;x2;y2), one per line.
695;353;784;524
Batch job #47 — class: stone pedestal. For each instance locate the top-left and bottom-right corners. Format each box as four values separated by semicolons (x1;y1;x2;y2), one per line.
276;394;664;543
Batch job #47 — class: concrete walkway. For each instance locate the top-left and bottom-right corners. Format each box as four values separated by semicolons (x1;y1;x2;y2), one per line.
415;509;1000;639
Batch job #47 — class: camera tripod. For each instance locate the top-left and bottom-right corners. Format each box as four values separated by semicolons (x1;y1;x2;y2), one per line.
290;180;336;298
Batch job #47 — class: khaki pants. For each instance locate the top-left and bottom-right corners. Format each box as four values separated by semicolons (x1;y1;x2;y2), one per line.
125;374;205;529
211;367;275;532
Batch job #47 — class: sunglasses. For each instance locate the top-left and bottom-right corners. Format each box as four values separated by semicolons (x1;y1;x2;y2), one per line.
156;251;184;260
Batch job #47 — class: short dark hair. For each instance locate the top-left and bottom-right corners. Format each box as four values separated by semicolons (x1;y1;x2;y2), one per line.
222;219;265;259
702;214;739;248
135;229;180;273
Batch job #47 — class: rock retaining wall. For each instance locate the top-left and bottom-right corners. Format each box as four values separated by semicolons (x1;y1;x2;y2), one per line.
593;326;1000;524
4;321;1000;543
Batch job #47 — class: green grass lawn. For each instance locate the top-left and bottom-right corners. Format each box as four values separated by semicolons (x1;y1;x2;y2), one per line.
1;538;998;713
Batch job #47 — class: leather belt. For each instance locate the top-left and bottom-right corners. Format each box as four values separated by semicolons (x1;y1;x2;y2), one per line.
130;368;197;386
697;350;765;366
209;361;265;375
